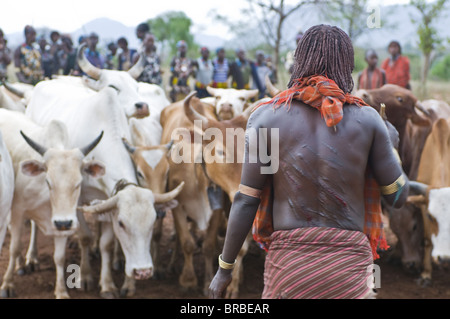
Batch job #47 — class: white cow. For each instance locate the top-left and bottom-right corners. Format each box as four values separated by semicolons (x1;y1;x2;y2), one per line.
0;86;26;112
201;86;259;120
0;129;14;255
0;108;104;299
25;72;184;298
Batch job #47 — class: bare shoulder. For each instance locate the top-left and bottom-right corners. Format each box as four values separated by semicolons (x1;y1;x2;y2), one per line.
346;104;386;130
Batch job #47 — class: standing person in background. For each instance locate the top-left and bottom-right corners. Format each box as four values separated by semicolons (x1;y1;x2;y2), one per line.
117;37;137;71
192;47;213;98
58;34;77;75
381;40;410;90
136;22;151;43
14;25;43;85
38;35;54;79
84;32;104;69
252;50;272;99
0;28;12;79
134;33;162;85
49;30;61;75
105;42;119;70
211;47;229;88
169;40;193;102
357;49;386;90
229;48;258;90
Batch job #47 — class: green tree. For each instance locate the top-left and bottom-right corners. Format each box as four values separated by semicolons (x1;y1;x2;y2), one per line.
148;11;198;58
410;0;448;96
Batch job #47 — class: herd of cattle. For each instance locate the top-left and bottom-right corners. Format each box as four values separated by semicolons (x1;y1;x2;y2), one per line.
0;43;449;299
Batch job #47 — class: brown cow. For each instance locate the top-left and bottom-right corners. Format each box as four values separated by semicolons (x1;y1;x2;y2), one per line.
407;117;450;285
355;84;430;176
182;92;258;298
159;92;224;295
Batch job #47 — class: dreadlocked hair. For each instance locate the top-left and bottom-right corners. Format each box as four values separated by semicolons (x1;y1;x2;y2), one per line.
289;25;355;93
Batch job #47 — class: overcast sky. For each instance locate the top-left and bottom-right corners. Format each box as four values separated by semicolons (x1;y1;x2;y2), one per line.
1;0;414;36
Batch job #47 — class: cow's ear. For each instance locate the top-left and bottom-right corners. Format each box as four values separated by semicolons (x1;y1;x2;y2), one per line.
83;160;106;178
21;160;47;176
154;199;179;212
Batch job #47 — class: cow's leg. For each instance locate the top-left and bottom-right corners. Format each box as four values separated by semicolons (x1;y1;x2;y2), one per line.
53;235;70;299
172;206;198;290
151;216;164;279
98;222;118;298
76;209;94;291
120;276;136;298
23;220;39;273
112;238;124;271
418;208;434;286
202;209;224;296
0;208;24;298
225;232;251;299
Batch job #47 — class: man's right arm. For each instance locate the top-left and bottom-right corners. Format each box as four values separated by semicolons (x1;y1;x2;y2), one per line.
368;108;409;208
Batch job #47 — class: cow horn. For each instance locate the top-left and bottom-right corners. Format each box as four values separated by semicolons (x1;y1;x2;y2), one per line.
415;101;430;117
2;81;25;98
265;74;280;97
127;50;146;80
184;91;209;128
20;131;48;156
77;43;102;80
78;196;119;214
165;140;174;151
379;103;386;119
153;181;185;203
408;181;428;196
80;131;104;156
122;137;136;154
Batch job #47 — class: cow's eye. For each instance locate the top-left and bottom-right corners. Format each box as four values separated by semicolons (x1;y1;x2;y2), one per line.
137;171;144;179
239;97;246;102
118;220;126;229
396;96;403;102
108;85;120;93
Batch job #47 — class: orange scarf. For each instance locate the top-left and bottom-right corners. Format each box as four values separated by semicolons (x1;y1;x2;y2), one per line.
252;75;389;260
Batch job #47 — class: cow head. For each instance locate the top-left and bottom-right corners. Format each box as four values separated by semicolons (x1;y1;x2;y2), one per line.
79;181;184;280
20;126;105;234
122;138;173;195
205;86;258;121
355;84;430;129
388;203;425;274
183;92;252;200
77;43;150;120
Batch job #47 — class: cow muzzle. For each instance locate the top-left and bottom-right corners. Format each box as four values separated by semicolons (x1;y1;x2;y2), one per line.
53;219;74;231
134;102;150;118
218;103;234;120
133;267;153;280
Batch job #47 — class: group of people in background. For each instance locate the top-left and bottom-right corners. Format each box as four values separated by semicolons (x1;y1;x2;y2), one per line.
0;23;411;102
170;41;274;102
357;40;411;90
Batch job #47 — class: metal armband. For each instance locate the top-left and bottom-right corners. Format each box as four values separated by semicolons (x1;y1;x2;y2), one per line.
380;174;406;195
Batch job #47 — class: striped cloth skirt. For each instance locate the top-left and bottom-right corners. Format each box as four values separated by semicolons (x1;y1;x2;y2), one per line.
262;227;374;299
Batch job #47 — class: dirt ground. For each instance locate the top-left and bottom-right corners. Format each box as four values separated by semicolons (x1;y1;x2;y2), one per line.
0;210;449;300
